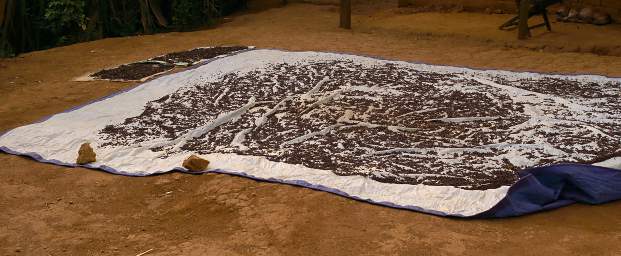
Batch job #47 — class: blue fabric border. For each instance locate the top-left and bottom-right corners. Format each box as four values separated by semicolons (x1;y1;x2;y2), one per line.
475;164;621;218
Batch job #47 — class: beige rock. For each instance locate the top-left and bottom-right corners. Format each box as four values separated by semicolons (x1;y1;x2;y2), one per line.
182;155;210;172
76;143;96;164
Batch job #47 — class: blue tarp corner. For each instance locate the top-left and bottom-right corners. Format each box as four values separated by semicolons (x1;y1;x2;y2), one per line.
476;164;621;218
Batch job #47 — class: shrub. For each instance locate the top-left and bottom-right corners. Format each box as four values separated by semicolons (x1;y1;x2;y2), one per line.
0;0;247;57
172;0;221;29
44;0;87;44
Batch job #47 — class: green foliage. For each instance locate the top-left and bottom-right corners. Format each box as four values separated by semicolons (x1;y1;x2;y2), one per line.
1;0;246;57
172;0;200;27
101;0;141;37
0;40;14;57
172;0;220;28
44;0;87;33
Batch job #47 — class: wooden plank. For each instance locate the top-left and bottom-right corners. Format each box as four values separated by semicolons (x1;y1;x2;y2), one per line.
340;0;351;29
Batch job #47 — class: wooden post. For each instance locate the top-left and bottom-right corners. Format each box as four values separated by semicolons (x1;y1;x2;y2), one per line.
340;0;351;29
517;0;530;40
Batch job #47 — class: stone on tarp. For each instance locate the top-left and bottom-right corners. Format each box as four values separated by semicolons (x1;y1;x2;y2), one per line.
76;143;96;164
182;155;210;172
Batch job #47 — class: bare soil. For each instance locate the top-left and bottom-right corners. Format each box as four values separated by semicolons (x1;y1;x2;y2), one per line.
1;2;621;255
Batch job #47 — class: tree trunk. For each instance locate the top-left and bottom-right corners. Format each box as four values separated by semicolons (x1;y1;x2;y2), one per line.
139;0;155;34
0;0;6;29
340;0;351;29
149;0;168;27
398;0;409;8
518;0;530;40
2;0;24;55
84;0;104;41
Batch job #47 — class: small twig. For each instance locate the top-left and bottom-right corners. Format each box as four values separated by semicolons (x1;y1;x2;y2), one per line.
135;248;154;256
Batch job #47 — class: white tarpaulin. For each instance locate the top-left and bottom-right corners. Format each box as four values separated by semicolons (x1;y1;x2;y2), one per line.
1;49;620;217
